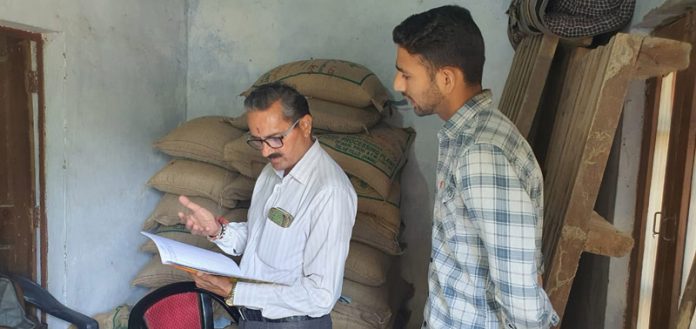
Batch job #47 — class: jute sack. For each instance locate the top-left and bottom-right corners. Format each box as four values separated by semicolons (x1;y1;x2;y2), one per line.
69;305;130;329
223;175;256;201
332;279;391;329
353;212;403;256
350;175;400;234
132;255;190;289
242;59;392;112
344;241;391;287
147;159;239;208
143;193;230;230
331;311;375;329
318;124;415;198
226;99;381;134
223;200;250;222
153;116;244;170
223;136;268;178
308;98;381;133
226;113;248;131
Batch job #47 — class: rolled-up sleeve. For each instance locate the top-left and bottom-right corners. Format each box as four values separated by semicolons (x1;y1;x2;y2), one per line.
214;222;248;256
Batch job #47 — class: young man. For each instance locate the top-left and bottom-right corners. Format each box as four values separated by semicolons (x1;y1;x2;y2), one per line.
393;5;559;329
178;83;357;329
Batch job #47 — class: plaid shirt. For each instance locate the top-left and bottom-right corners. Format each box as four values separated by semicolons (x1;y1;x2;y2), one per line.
424;90;558;329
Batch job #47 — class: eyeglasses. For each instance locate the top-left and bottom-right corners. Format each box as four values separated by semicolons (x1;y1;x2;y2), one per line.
246;119;300;150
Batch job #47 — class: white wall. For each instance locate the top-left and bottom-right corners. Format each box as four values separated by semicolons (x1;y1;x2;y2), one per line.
0;1;188;327
186;1;514;328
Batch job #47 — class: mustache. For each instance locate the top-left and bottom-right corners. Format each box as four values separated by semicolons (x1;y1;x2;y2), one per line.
267;153;282;160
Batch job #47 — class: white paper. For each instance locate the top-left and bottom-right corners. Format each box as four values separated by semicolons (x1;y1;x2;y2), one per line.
141;231;280;284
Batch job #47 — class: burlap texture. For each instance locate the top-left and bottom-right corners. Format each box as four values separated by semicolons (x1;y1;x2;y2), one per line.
147;159;240;208
153;116;244;170
332;279;391;329
344;241;391;287
242;59;391;112
318;125;415;198
143;193;230;229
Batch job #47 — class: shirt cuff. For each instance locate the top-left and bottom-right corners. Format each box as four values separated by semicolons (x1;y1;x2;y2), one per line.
212;222;245;256
233;281;274;310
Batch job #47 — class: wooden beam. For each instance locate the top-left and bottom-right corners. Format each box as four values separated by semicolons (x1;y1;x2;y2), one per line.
583;211;633;257
632;37;691;80
499;34;558;137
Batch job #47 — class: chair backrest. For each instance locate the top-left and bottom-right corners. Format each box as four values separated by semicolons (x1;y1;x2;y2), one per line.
128;281;237;329
3;273;98;329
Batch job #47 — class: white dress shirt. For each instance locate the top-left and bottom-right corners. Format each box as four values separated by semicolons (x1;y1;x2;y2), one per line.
213;139;357;319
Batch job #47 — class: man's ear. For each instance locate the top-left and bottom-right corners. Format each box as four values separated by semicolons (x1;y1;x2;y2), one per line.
437;67;458;95
301;114;313;137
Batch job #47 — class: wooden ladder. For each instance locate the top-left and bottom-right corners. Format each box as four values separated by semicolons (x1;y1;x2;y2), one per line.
498;32;691;324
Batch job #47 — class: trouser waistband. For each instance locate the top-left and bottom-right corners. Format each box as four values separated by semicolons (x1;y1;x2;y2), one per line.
235;307;327;323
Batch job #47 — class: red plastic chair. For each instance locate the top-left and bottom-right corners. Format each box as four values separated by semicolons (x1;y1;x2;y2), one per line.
128;281;238;329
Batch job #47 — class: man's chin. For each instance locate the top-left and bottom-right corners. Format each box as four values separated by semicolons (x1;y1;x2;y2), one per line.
269;159;286;170
414;108;433;117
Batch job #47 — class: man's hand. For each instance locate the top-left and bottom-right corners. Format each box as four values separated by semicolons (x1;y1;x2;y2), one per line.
190;271;234;297
178;195;220;237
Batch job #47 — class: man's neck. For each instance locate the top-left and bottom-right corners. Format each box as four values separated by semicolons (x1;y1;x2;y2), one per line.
283;137;315;177
439;85;483;121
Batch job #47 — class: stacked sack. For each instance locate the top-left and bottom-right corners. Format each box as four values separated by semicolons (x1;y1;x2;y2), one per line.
133;59;415;328
132;116;253;324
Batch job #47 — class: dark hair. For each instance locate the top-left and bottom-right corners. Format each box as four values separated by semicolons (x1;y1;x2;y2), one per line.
243;82;310;122
393;5;485;85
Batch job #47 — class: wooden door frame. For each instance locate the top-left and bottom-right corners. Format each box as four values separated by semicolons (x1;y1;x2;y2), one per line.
625;11;696;329
649;12;696;328
625;75;662;329
0;26;47;289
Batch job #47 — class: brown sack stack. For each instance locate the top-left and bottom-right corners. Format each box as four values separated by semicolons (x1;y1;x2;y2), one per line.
135;59;415;328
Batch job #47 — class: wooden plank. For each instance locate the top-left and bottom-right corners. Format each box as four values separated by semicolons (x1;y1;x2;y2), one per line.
543;34;643;321
583;211;634;257
499;34;558;137
632;37;691;80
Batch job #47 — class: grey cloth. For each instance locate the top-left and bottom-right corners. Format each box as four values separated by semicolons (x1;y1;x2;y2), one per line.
238;315;332;329
507;0;635;46
0;276;38;329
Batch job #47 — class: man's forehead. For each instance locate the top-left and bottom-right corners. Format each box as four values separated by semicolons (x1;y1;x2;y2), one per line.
247;111;291;138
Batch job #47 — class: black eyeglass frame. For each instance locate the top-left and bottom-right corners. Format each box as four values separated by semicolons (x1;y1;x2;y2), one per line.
246;119;300;150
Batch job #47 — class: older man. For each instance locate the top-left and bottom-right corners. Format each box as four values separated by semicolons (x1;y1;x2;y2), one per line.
178;82;357;329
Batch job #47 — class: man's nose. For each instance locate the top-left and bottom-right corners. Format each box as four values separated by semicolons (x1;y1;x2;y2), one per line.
393;74;405;93
259;142;273;157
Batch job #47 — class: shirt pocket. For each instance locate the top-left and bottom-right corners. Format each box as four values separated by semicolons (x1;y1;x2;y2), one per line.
440;175;458;212
257;218;303;271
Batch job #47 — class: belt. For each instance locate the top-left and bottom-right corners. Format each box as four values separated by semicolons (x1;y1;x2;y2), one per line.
235;307;325;323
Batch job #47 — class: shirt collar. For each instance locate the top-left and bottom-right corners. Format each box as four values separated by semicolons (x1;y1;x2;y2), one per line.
272;139;321;184
440;90;493;138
